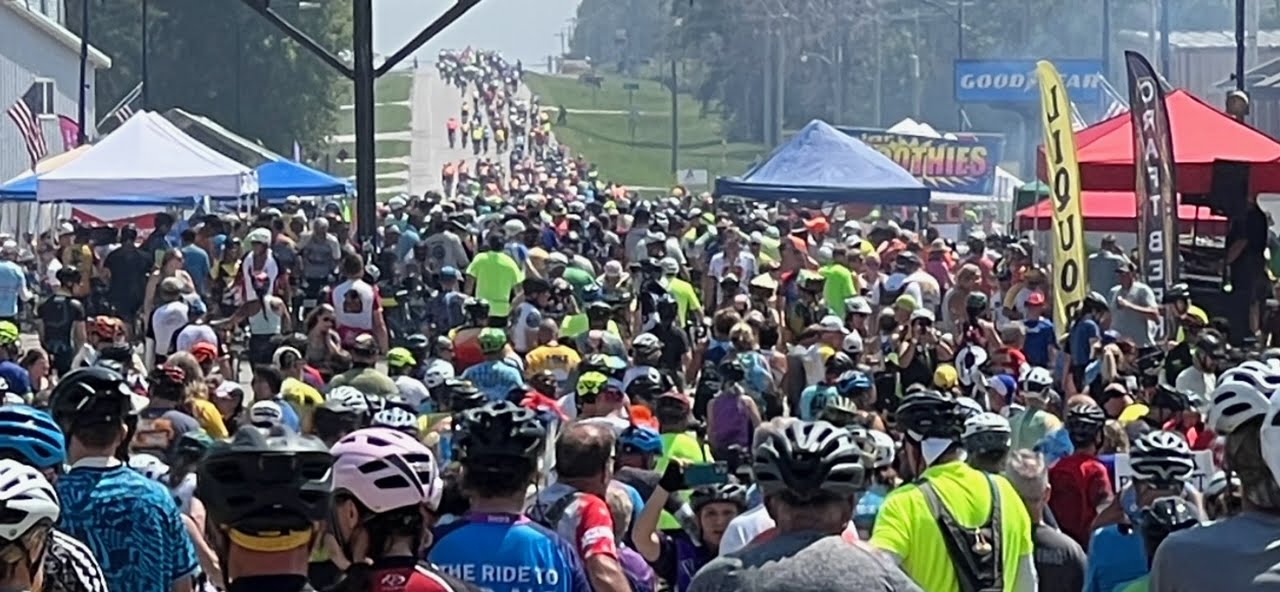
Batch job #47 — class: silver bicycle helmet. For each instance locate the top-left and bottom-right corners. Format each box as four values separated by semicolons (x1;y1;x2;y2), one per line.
753;420;873;501
1130;430;1195;486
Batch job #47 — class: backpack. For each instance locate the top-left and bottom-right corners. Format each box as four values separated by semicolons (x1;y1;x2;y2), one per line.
693;343;730;420
918;475;1005;592
530;490;580;534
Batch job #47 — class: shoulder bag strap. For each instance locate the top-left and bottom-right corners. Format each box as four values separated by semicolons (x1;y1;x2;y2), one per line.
987;475;1005;590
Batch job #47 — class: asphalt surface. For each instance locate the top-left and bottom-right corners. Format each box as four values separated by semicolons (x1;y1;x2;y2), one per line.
408;68;473;195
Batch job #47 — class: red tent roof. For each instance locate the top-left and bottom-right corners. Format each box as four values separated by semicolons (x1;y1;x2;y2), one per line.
1016;190;1227;234
1037;90;1280;194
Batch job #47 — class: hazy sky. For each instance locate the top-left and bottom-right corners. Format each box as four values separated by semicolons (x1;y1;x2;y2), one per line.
373;0;580;69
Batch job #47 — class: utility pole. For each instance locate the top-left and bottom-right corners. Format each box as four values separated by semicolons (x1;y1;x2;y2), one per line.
1101;0;1111;81
763;29;774;146
774;28;785;145
670;58;679;175
241;0;481;247
872;2;882;126
1236;0;1246;90
1158;0;1171;79
556;29;568;56
141;0;149;107
957;0;964;129
76;0;90;143
833;42;844;125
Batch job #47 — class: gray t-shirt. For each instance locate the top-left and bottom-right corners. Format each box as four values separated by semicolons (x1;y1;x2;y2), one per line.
1150;511;1280;591
1088;251;1128;298
689;531;922;592
1109;281;1158;347
1032;524;1086;592
420;231;470;271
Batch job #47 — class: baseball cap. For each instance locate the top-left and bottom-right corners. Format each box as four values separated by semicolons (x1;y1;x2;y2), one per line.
351;333;378;354
818;315;849;334
844;296;872;315
842;331;863;354
439;266;461;280
934;364;959;390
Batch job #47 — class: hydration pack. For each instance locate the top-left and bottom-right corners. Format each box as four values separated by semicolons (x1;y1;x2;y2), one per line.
918;475;1004;592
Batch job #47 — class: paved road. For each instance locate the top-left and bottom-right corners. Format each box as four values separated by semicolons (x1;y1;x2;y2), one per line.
408;68;472;196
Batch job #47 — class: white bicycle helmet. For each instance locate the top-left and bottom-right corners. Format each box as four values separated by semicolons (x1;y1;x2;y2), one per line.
249;400;285;429
955;345;988;388
423;365;452;389
868;429;897;469
1203;470;1240;498
371;407;419;432
328;386;370;416
128;453;170;483
1130;430;1195;486
963;412;1011;439
0;459;59;542
1218;365;1280;394
1259;390;1280;492
956;396;985;418
1208;380;1270;435
1022;367;1053;394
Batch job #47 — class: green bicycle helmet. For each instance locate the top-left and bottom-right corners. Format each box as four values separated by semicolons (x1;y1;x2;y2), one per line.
478;328;508;354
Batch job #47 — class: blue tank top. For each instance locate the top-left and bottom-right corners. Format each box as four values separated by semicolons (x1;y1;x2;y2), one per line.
429;512;592;592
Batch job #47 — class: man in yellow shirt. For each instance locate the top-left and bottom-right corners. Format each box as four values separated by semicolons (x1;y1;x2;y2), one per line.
870;390;1037;591
524;318;581;393
660;257;702;328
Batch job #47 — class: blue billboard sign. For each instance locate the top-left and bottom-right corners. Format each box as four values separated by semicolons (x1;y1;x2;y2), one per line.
954;59;1105;105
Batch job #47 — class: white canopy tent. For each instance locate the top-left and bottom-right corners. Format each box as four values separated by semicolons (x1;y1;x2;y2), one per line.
37;112;258;202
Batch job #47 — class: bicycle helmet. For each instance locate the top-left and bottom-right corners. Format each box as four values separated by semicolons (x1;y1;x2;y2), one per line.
1130;430;1195;486
198;426;333;533
1208;379;1270;435
689;483;748;514
834;371;872;398
753;420;873;501
0;406;65;469
453;401;546;462
896;390;966;441
632;333;662;359
965;292;989;312
1259;389;1280;492
371;407;420;436
478;328;508;355
625;370;665;401
49;366;146;430
1022;366;1053;394
128;453;170;482
956;396;984;419
0;322;17;348
962;412;1011;454
868;429;897;469
386;348;416;370
171;430;214;467
464;298;491;323
328;386;371;418
440;378;486;412
249;400;285;430
1150;384;1192;413
1218;365;1280;394
313;398;364;437
0;459;59;542
331;427;442;513
1204;470;1241;498
618;425;663;456
405;334;431;359
1139;495;1200;546
719;356;746;383
1083;291;1109;313
954;345;989;388
422;365;452;389
824;352;856;377
1065;403;1107;441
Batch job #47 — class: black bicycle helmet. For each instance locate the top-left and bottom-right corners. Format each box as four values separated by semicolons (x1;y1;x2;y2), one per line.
625;370;665;402
631;333;662;360
896;389;966;441
522;277;552;295
1139;495;1200;550
313;397;364;437
464;298;491;323
405;334;430;360
198;426;333;533
752;420;873;501
439;378;486;412
1150;384;1192;413
453;401;546;462
719;355;747;383
689;483;749;514
170;430;215;467
824;352;856;377
1065;403;1107;441
1083;291;1109;313
1161;283;1191;305
49;366;141;430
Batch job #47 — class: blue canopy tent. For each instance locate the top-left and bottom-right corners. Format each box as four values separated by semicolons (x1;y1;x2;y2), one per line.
256;160;351;201
716;120;930;206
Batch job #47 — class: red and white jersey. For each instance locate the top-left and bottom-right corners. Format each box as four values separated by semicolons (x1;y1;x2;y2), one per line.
532;482;619;562
331;279;380;345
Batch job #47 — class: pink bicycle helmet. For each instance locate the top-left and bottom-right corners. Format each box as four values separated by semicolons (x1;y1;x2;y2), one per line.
331;427;441;513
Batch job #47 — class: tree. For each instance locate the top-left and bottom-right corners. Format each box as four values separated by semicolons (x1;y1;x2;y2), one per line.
66;0;350;154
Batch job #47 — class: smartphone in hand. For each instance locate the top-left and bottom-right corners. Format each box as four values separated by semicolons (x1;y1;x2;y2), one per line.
683;462;730;487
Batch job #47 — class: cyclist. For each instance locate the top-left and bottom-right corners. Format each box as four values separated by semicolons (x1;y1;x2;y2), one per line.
50;367;199;592
329;427;474;591
387;347;430;409
870;389;1036;592
198;426;333;592
1125;496;1201;592
1048;402;1113;548
632;465;747;592
1146;375;1280;589
1004;450;1087;592
1084;431;1198;592
429;401;591;592
460;329;523;403
0;460;65;592
797;352;856;421
0;405;110;592
962;412;1011;475
691;421;920;592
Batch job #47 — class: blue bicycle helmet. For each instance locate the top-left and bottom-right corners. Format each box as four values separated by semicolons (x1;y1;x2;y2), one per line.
618;425;663;455
0;405;66;469
835;371;872;397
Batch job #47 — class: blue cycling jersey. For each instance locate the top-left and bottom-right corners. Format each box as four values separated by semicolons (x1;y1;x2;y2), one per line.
57;463;199;592
430;512;591;592
797;384;837;421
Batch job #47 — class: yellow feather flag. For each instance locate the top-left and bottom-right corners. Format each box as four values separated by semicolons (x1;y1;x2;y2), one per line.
1036;61;1089;331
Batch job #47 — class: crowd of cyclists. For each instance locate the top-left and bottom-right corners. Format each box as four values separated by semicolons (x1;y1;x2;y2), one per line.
0;46;1274;592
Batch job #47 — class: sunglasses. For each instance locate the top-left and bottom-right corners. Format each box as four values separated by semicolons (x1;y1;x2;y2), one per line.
320;316;335;323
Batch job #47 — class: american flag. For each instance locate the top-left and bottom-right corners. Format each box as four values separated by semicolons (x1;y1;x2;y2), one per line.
6;82;48;166
97;82;142;132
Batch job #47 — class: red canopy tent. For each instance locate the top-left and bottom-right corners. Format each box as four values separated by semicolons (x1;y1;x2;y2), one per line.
1016;191;1227;234
1036;90;1280;195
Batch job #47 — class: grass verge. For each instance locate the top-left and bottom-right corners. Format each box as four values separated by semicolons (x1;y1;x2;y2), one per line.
524;73;765;188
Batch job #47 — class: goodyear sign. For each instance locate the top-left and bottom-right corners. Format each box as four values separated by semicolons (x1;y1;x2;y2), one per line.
841;127;1005;195
955;59;1105;104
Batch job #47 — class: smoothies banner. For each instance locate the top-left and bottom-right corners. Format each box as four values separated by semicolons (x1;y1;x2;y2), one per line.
1125;51;1179;301
1036;61;1089;331
841;127;1005;195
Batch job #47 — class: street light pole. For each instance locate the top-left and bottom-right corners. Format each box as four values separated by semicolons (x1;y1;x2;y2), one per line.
956;0;964;129
141;0;149;107
834;43;844;125
76;0;90;143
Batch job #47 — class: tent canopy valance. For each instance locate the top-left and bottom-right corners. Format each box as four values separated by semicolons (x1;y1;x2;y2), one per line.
1016;190;1227;234
256;160;351;201
37;112;258;202
716;120;931;206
